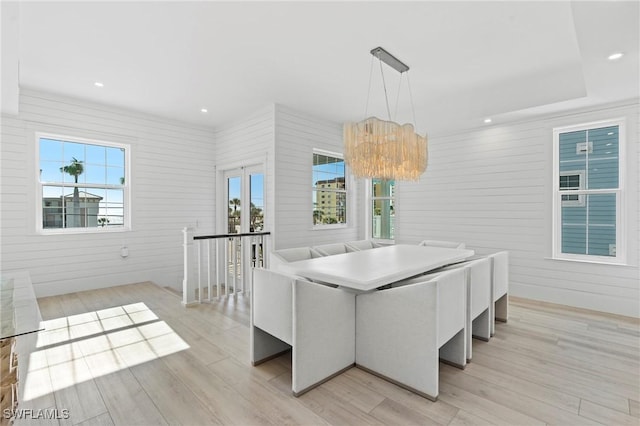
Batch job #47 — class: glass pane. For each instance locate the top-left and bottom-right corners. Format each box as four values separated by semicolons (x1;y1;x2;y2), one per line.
312;153;346;190
561;193;616;256
372;199;394;239
249;173;264;232
228;176;241;233
41;186;126;229
372;179;395;197
58;156;85;184
106;147;125;168
587;126;618;189
45;186;96;228
83;164;106;185
40;138;63;161
558;130;586;177
63;142;85;163
86;144;106;166
107;166;125;185
312;190;347;225
42;186;64;228
40;161;64;183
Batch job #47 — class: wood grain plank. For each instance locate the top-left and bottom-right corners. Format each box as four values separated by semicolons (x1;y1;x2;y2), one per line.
74;412;114;426
369;398;441;426
343;367;460;425
440;364;602;425
438;382;545;426
629;399;640;418
91;368;168;426
129;358;223;425
448;409;497;426
296;385;385;426
160;349;276;425
579;399;639;426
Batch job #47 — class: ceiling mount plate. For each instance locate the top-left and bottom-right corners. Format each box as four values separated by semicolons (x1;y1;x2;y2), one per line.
370;47;409;73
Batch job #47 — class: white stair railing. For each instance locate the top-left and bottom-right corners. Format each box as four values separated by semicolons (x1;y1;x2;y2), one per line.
182;228;270;306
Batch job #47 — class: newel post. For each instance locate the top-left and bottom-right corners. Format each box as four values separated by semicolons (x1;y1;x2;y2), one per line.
182;227;198;306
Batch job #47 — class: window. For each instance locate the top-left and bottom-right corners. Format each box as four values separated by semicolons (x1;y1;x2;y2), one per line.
553;120;624;263
38;134;129;232
312;150;347;226
559;170;585;206
371;179;395;240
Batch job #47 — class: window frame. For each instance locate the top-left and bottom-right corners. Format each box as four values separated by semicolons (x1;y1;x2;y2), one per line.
552;118;625;264
369;178;395;242
312;148;348;229
35;132;131;234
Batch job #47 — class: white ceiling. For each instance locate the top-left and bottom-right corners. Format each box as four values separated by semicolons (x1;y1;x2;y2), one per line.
7;1;640;135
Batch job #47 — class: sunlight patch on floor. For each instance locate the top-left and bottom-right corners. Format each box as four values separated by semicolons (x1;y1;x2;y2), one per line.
23;303;189;401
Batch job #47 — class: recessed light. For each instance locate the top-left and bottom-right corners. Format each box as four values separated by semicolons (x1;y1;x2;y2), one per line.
200;108;208;113
606;143;612;146
484;118;492;124
608;52;624;61
607;132;614;135
94;81;104;87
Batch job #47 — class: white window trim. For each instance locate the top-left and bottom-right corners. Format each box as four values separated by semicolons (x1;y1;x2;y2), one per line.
35;132;131;235
551;118;625;265
312;148;348;230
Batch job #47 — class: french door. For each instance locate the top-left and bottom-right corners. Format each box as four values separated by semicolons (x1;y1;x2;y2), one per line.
221;165;265;292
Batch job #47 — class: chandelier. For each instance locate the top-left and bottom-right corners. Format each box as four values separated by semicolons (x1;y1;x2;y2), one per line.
344;47;427;181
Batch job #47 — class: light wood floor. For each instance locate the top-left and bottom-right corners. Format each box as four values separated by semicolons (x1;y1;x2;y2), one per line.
18;282;640;426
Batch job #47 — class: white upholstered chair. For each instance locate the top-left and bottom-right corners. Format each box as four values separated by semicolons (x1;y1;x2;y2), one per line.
251;268;355;396
423;257;492;360
418;239;466;249
344;240;383;251
355;268;467;401
269;246;322;273
487;251;509;335
312;242;350;256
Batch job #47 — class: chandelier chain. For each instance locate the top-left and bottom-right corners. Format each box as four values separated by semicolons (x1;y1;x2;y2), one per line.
378;57;392;121
407;71;418;128
393;73;402;122
364;54;375;119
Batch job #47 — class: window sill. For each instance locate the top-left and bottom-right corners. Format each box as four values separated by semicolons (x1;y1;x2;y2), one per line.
545;256;629;267
372;238;395;245
38;227;131;236
311;224;348;231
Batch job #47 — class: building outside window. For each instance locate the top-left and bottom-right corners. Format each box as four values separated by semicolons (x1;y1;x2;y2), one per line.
38;134;129;232
371;179;395;240
312;150;347;226
553;120;624;263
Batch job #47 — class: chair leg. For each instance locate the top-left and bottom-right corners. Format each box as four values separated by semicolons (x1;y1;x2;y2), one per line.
440;328;466;369
251;326;290;365
472;309;491;341
495;294;508;322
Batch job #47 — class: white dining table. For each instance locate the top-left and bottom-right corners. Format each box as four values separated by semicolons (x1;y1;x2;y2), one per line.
284;244;475;291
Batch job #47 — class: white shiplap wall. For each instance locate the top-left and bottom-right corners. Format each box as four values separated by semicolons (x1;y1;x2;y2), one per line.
0;90;215;296
273;105;358;249
396;101;639;317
